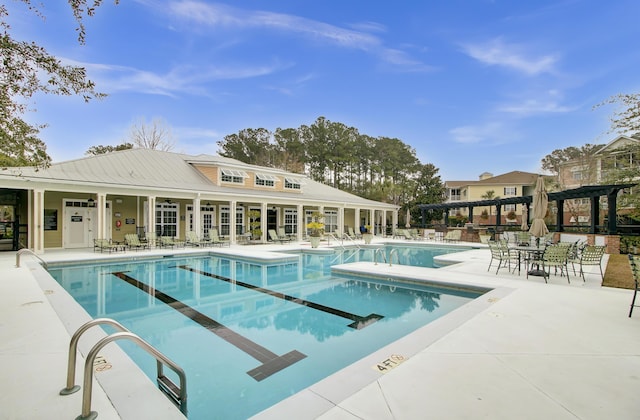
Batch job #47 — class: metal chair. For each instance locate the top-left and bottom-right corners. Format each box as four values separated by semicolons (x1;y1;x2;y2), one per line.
487;240;517;275
571;245;606;282
628;255;640;317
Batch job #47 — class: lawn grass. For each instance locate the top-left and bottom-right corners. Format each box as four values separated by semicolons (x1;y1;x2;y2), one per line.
602;253;635;289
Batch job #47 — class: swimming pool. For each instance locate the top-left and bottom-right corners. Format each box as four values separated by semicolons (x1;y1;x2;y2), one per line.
47;249;482;419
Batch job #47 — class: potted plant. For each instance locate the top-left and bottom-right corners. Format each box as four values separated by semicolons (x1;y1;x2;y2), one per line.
362;224;373;244
247;210;262;242
306;211;324;248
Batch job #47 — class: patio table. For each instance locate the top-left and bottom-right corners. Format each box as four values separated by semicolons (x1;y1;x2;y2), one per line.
511;244;546;276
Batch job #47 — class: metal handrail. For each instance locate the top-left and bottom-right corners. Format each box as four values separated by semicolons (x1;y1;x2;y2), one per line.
15;248;47;268
389;249;400;266
60;318;129;395
61;319;187;419
373;248;386;265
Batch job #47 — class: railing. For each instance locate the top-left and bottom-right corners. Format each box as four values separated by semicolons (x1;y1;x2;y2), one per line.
373;248;386;265
374;248;399;266
15;248;47;268
60;318;187;419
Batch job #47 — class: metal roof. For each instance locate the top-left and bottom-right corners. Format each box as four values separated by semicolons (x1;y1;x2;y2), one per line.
0;148;397;209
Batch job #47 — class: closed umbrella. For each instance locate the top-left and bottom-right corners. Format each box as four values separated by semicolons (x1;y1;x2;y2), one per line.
405;208;411;228
521;206;529;231
528;176;549;245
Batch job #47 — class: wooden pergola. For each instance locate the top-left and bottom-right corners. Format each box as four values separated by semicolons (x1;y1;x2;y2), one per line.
418;183;637;235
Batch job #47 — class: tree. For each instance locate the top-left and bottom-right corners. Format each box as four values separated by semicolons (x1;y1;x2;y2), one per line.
597;93;640;135
1;1;114;167
218;128;273;166
85;142;134;156
128;118;175;151
481;190;499;218
410;163;445;224
541;144;602;188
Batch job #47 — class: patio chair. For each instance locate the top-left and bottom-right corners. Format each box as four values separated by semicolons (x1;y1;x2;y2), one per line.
145;231;158;248
528;244;571;283
487;240;517;274
159;235;185;248
185;231;210;247
401;229;414;240
443;230;461;242
94;238;124;253
124;233;149;251
209;228;230;247
628;255;640;317
410;229;424;241
516;231;531;246
570;245;606;282
269;229;291;243
278;227;294;241
348;226;361;239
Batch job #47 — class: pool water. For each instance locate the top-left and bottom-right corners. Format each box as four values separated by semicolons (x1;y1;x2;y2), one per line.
48;249;480;419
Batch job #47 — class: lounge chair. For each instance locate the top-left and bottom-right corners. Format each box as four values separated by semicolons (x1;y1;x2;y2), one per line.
277;227;293;241
348;226;361;239
401;229;414;240
144;231;158;248
209;228;230;247
94;238;125;253
186;231;210;247
159;236;185;248
124;233;149;251
443;230;461;242
269;229;292;243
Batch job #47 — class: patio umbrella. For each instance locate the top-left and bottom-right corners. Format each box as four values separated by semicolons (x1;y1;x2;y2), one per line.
521;205;529;231
529;176;549;244
405;208;411;228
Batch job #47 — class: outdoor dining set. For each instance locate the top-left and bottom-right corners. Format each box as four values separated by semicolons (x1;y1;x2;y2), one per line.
487;232;606;284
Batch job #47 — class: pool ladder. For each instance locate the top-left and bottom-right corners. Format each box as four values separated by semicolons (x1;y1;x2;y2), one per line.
374;248;399;266
15;248;48;268
60;318;187;419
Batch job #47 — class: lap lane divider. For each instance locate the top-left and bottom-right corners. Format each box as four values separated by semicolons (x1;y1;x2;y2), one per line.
177;265;384;330
112;271;306;381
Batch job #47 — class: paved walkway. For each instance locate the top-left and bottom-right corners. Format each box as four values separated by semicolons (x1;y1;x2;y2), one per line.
2;240;639;419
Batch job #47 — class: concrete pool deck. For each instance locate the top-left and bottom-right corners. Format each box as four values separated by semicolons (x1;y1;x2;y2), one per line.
1;238;639;419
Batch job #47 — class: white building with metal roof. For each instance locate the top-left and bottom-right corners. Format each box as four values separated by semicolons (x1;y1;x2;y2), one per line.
0;149;399;252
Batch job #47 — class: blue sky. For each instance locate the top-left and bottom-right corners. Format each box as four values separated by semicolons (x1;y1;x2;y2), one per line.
9;0;640;180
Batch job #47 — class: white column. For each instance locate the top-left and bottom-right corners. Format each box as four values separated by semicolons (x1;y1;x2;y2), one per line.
355;208;360;232
193;196;201;235
261;202;268;243
97;192;107;239
229;200;237;244
33;189;44;254
338;207;344;237
148;196;156;234
297;204;304;241
369;208;375;234
392;210;398;234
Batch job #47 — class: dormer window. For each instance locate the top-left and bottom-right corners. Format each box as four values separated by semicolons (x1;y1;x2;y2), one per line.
221;168;248;184
284;177;302;190
255;173;277;187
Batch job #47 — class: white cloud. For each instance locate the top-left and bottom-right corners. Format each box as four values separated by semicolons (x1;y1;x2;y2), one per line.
461;38;558;75
167;0;430;71
73;59;286;97
449;122;516;145
498;99;575;116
